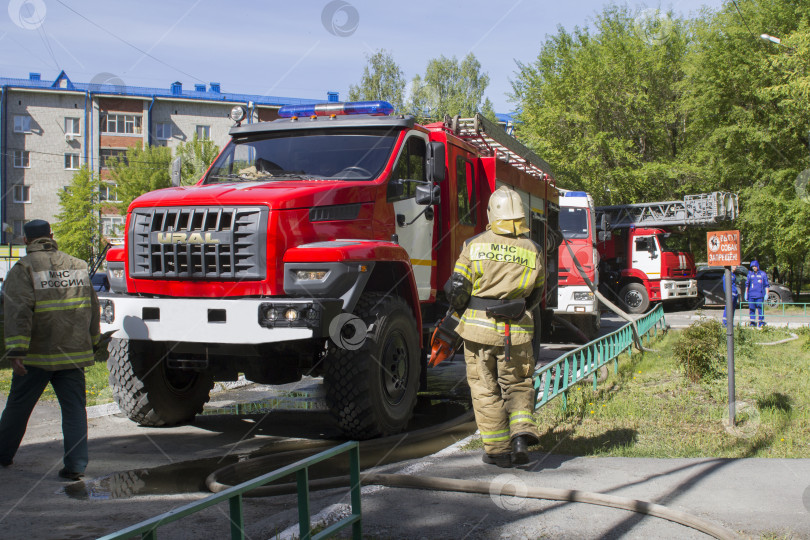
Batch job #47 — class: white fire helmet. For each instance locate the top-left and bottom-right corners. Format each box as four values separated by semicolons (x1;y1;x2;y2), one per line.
487;186;529;235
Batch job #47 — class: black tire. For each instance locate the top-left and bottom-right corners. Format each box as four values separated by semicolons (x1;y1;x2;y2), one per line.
107;338;214;426
620;283;649;314
766;291;781;307
324;293;420;439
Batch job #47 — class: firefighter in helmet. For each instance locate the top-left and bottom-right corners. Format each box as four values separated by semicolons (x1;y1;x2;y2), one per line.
446;186;543;467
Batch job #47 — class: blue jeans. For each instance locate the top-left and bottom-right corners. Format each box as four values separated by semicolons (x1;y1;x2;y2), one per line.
0;366;88;472
748;298;765;327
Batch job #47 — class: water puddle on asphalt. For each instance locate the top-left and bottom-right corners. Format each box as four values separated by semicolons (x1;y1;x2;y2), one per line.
66;392;474;501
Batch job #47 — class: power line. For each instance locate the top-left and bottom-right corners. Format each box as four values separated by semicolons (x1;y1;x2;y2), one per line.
730;0;760;43
54;0;204;83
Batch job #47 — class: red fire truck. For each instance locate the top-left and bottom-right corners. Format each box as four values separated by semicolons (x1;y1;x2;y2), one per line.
556;192;738;335
99;103;560;439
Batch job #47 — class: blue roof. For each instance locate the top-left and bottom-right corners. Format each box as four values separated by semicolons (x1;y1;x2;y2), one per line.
0;71;328;107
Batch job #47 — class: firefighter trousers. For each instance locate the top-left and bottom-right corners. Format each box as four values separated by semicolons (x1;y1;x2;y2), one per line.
463;340;540;455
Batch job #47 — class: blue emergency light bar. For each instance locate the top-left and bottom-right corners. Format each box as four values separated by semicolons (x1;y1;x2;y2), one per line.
277;100;394;118
564;191;588;197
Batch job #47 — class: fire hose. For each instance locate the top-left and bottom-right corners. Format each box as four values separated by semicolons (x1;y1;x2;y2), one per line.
205;413;741;540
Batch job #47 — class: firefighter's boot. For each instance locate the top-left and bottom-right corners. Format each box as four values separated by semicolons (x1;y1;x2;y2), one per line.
511;435;530;465
482;453;512;468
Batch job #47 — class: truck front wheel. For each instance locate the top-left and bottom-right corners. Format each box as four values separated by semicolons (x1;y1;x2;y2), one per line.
620;283;650;314
107;338;214;426
324;293;420;439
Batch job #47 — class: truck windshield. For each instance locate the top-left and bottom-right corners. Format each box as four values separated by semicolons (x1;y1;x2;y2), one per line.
204;128;398;183
559;208;589;239
657;233;690;253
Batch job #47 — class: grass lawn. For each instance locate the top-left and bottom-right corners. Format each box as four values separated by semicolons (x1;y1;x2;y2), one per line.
467;324;810;459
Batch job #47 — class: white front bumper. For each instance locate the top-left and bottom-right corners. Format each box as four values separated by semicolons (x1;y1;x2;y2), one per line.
660;279;697;300
556;285;599;315
99;295;315;344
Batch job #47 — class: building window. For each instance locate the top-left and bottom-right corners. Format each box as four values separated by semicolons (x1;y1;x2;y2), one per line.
101;114;142;135
13;150;30;168
156;122;172;140
13;220;27;239
100;149;128;169
101;216;125;239
65;117;81;136
99;183;120;202
14;115;31;133
13;185;31;203
65;153;80;170
196;125;210;139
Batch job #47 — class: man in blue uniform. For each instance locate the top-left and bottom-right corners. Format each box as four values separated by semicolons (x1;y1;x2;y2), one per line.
745;260;769;328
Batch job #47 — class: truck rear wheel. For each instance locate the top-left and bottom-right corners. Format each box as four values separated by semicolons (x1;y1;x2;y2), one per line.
324;293;420;439
620;283;650;314
107;338;214;426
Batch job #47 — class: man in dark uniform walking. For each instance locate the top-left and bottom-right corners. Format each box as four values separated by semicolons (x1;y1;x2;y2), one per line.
446;186;544;467
0;220;100;480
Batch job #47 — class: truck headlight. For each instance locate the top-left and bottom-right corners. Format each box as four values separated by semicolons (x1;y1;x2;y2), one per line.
573;291;594;301
664;282;674;289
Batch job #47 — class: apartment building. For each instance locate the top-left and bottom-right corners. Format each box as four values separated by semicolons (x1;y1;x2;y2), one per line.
0;71;334;244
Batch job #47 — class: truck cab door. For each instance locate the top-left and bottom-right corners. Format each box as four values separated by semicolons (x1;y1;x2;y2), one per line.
388;134;434;301
632;235;661;278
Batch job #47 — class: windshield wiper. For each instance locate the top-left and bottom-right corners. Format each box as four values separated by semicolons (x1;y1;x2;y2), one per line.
208;171;320;183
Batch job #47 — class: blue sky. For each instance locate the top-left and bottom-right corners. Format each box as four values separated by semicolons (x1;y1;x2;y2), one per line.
1;0;726;112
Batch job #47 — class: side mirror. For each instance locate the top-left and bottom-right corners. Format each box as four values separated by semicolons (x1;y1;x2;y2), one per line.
171;156;182;187
427;142;445;183
600;214;610;232
597;231;611;242
415;184;440;206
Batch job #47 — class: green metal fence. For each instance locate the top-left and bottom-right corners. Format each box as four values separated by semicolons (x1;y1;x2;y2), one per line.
734;301;810;323
97;441;362;540
534;304;667;410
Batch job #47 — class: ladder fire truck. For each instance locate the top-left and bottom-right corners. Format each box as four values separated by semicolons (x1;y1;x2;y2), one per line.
596;192;739;314
99;102;560;439
556;192;738;336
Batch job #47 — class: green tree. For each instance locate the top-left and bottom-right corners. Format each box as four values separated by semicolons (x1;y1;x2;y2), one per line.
407;53;493;123
53;166;100;261
348;49;406;113
176;134;220;185
682;0;810;284
511;6;694;202
110;144;173;211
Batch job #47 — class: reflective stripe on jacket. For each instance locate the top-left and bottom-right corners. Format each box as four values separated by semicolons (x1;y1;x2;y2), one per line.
3;238;100;370
453;229;544;346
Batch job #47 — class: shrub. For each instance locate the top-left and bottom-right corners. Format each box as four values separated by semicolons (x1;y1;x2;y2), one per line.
673;319;725;382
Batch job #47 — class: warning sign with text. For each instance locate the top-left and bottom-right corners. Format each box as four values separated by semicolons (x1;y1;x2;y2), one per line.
707;230;741;266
